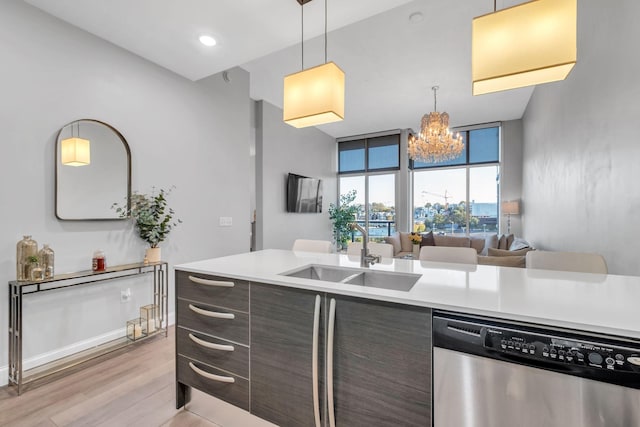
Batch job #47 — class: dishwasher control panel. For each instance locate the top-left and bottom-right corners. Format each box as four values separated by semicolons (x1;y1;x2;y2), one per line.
484;326;640;373
433;313;640;389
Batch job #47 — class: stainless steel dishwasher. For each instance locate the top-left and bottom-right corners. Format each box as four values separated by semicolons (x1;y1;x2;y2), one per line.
433;313;640;427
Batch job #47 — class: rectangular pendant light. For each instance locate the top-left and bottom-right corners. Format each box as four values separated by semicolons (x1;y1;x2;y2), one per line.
61;137;91;166
283;61;345;128
472;0;576;96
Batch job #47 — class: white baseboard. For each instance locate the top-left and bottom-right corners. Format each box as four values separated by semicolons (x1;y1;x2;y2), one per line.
0;312;175;387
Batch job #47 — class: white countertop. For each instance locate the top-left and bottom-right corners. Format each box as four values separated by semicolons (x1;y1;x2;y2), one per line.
175;249;640;340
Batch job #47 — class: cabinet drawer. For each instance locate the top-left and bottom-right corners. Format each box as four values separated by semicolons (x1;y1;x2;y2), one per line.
177;299;249;345
177;327;249;378
177;355;249;411
176;271;248;312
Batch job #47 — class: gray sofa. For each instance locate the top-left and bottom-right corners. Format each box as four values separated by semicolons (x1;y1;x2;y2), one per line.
384;232;532;267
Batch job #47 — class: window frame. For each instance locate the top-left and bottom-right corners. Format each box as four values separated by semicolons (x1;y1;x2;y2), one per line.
410;123;501;236
337;131;402;241
338;132;401;175
409;122;500;170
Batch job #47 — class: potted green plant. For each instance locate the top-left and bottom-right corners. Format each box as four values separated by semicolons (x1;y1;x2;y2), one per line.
328;190;359;251
113;187;182;262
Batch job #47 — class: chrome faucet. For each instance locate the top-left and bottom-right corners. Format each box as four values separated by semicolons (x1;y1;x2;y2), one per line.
348;223;381;267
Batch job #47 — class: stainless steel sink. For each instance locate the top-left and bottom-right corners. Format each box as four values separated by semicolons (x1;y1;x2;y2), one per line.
280;264;421;292
283;264;359;282
341;270;420;291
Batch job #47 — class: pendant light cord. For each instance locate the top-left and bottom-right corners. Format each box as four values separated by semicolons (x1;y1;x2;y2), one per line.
324;0;328;63
301;0;329;67
432;86;439;111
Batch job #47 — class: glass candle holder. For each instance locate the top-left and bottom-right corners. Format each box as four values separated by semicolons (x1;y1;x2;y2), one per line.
140;304;158;335
126;318;146;341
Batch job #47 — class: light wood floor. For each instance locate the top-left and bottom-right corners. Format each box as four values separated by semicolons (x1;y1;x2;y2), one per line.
0;327;220;427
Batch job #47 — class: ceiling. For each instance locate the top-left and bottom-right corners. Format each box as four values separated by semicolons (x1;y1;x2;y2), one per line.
24;0;534;138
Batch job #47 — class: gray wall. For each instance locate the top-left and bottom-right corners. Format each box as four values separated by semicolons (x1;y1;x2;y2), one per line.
522;0;640;275
0;0;250;382
255;100;337;250
501;119;524;237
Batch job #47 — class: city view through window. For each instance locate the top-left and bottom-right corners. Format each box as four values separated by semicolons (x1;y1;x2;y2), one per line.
337;126;500;242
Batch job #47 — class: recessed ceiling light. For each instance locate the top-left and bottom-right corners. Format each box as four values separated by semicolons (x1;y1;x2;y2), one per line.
409;12;424;23
199;35;217;47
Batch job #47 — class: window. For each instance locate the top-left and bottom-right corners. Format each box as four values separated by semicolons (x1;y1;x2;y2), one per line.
338;134;400;173
469;166;499;234
338;140;365;173
412;126;500;236
411;126;499;169
338;133;400;241
413;168;466;234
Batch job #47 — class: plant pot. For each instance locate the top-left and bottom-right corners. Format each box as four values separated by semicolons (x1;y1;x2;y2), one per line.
412;244;420;258
145;247;161;263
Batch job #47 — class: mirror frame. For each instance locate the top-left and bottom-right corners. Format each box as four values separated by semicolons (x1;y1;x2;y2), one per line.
55;119;132;221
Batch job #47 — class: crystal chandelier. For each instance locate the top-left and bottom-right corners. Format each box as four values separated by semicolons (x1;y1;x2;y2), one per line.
408;86;464;163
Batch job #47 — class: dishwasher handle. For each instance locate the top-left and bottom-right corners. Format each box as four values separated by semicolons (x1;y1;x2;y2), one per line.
433;315;487;349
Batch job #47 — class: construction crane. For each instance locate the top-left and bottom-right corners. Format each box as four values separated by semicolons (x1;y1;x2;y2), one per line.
421;190;451;207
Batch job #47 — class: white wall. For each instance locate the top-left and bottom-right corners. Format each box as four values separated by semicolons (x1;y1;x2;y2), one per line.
255;100;337;250
0;0;250;381
522;0;640;275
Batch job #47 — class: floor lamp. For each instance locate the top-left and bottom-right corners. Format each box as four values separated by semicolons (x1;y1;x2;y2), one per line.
502;200;520;235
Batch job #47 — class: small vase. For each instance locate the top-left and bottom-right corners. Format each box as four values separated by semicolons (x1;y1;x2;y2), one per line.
146;247;161;263
412;244;420;258
39;244;55;279
30;264;44;281
17;235;38;281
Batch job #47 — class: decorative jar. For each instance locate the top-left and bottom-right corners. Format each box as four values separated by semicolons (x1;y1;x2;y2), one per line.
92;250;106;271
16;235;38;281
30;263;44;281
39;244;55;279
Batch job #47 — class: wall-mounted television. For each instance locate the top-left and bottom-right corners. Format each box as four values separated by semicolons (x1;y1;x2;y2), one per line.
286;173;323;213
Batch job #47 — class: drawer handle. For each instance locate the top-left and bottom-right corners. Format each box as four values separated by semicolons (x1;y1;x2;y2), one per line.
189;333;235;352
189;362;235;383
188;304;235;320
188;276;235;288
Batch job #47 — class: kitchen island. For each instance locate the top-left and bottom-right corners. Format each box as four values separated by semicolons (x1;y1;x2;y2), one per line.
175;249;640;427
177;249;640;339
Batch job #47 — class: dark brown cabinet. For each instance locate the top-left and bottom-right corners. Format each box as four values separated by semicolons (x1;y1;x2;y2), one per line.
175;271;432;426
250;283;432;427
251;284;324;426
175;272;250;410
330;295;432;426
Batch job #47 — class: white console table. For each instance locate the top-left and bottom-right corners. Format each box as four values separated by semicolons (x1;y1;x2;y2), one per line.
8;261;168;394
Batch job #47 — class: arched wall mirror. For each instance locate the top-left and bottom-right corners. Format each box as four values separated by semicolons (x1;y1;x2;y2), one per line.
55;119;131;220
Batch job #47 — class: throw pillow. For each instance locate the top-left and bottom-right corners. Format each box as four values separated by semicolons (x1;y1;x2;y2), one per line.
478;255;526;268
488;247;533;257
509;237;531;251
498;234;507;250
399;232;413;253
506;234;515;250
469;238;485;254
481;234;499;256
420;231;435;247
384;234;401;256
